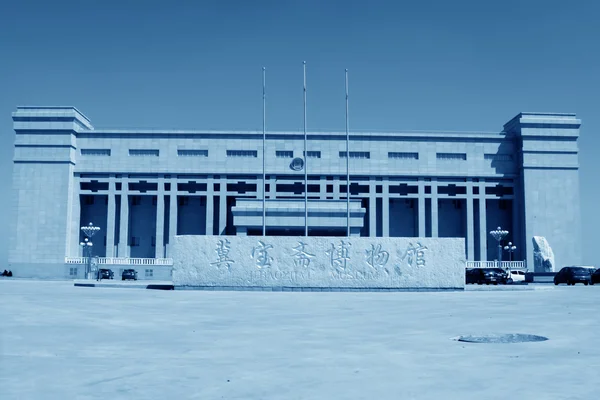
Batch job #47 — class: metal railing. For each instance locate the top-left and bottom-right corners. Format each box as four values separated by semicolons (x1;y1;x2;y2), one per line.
65;257;173;266
466;260;527;270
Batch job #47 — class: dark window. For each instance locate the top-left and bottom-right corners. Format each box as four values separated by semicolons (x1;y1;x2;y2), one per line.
129;182;158;192
438;185;467;196
276;150;294;158
129;149;159;157
304;151;321;158
484;154;513;161
436;153;466;161
388;152;418;160
178;149;208;157
339;151;370;159
227;150;257;157
81;149;111;156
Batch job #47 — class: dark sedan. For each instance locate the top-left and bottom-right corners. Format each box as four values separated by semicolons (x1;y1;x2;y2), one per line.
466;268;511;285
590;269;600;285
98;268;114;280
554;267;592;286
122;269;138;281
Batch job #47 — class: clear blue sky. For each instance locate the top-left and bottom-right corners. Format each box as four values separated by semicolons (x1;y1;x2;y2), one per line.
1;0;598;266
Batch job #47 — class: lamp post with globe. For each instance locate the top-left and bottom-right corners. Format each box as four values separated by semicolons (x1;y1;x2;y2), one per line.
504;242;517;262
489;226;509;267
80;222;100;279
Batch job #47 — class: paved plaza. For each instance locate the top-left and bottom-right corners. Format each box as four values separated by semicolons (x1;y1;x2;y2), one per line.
1;281;598;399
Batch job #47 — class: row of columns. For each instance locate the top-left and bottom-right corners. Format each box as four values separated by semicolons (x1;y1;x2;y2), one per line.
87;176;511;261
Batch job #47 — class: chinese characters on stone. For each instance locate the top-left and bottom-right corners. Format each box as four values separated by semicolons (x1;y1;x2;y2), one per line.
252;240;274;269
210;239;428;273
210;239;235;271
326;241;351;272
399;242;428;267
365;244;389;269
292;242;315;268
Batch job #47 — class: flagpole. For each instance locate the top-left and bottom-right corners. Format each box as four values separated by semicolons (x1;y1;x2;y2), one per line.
345;69;350;237
303;61;308;237
262;67;266;236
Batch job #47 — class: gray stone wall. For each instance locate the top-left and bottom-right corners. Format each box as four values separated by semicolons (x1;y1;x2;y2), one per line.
172;235;465;289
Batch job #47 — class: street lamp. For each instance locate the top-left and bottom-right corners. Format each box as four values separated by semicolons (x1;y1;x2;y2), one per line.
504;242;517;262
489;226;509;266
80;222;100;279
79;237;93;279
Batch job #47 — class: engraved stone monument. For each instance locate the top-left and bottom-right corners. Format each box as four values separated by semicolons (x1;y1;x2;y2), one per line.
172;236;466;290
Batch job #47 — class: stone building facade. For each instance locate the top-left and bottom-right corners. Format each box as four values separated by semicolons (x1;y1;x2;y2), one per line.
8;107;581;279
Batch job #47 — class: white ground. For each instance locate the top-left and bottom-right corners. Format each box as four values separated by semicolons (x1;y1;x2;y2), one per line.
1;280;598;400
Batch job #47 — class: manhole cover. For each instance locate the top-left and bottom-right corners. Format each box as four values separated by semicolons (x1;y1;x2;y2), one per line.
454;334;548;343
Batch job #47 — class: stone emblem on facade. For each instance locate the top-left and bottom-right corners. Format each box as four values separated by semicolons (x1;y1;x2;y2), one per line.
289;157;305;171
365;244;389;270
252;240;274;269
211;239;235;271
291;241;315;269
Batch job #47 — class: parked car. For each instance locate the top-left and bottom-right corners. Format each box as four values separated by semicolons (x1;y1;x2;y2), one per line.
98;268;114;280
508;270;526;283
553;267;592;286
591;269;600;285
465;268;511;285
122;269;138;281
465;268;481;284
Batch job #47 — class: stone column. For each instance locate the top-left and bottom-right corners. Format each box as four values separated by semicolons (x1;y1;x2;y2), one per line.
155;177;165;258
418;179;426;237
431;179;438;237
117;178;129;258
478;182;487;262
69;174;82;257
105;175;116;257
466;180;474;261
219;179;227;235
167;184;178;257
320;176;327;200
382;179;389;237
268;176;276;199
333;176;340;200
369;179;376;237
511;186;521;263
206;176;214;235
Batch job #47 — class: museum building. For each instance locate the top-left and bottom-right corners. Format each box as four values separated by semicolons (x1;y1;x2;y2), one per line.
8;107;582;279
